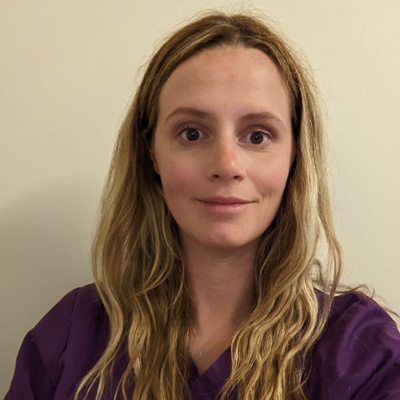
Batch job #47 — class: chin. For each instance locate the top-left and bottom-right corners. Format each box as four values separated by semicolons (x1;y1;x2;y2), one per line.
201;235;260;252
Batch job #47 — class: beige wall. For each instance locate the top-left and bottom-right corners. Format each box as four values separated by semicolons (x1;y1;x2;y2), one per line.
1;0;399;394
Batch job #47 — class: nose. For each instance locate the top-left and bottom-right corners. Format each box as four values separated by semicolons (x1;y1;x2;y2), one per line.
206;137;244;182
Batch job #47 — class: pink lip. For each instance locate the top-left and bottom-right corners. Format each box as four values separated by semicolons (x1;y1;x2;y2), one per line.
198;196;251;205
197;197;251;216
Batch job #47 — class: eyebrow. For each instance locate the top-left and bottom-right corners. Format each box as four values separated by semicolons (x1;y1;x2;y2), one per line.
164;107;286;130
240;111;286;129
165;107;209;122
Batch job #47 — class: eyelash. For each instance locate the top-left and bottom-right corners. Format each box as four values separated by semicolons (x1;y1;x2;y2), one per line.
177;126;272;146
243;129;271;145
178;126;205;141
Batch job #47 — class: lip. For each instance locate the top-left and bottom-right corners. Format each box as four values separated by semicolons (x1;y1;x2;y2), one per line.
198;196;251;205
196;197;253;215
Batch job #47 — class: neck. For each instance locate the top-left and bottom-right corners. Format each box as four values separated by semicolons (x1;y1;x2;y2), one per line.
184;240;257;374
184;241;257;330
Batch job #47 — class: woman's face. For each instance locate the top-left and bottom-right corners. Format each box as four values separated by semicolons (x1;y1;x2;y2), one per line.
152;45;295;254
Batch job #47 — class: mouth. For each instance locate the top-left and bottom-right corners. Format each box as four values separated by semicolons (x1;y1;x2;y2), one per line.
198;196;252;205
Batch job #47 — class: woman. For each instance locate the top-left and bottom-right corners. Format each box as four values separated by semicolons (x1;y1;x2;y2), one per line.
6;12;400;400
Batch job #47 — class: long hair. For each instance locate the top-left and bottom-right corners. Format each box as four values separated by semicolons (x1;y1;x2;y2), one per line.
75;12;343;400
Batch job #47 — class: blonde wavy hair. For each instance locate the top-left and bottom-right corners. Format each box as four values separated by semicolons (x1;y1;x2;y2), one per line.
75;11;343;400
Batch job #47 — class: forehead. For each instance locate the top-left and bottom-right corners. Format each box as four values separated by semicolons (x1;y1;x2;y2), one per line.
156;45;291;128
162;45;285;91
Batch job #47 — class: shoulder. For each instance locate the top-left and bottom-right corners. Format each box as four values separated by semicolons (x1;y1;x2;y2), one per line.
328;291;395;326
307;291;400;399
6;284;108;399
36;284;101;329
29;284;104;358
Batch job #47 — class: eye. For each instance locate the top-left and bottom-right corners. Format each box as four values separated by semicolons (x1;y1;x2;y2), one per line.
245;130;270;145
179;127;204;141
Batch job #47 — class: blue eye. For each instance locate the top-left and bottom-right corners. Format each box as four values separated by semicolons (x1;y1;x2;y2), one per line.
246;130;270;145
179;127;203;141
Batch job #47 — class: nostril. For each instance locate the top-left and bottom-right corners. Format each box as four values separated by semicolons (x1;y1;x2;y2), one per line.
210;172;243;181
207;145;244;181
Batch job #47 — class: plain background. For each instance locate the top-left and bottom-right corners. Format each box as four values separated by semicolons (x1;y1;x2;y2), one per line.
1;0;399;395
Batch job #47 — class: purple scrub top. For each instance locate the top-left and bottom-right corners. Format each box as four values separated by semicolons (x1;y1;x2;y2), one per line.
6;284;400;399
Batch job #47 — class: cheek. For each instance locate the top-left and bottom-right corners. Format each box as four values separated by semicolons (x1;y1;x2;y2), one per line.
255;160;292;197
161;176;194;227
158;160;194;203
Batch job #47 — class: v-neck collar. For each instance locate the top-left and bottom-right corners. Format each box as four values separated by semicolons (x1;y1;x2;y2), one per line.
189;347;237;399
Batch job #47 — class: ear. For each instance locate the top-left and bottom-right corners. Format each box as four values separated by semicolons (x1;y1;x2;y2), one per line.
150;147;160;174
142;129;160;174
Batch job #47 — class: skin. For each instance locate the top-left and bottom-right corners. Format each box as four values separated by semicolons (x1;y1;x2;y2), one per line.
152;45;295;374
